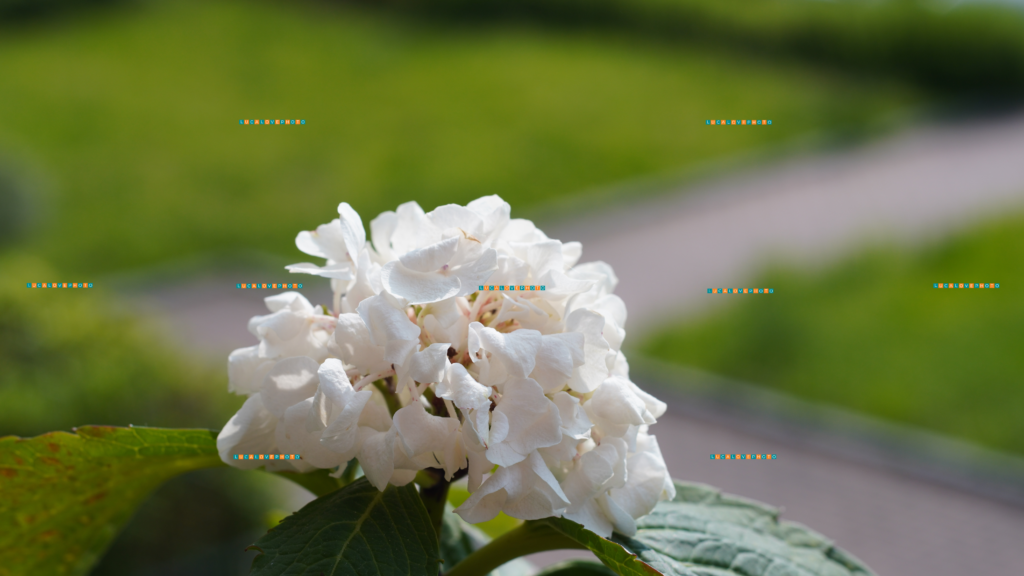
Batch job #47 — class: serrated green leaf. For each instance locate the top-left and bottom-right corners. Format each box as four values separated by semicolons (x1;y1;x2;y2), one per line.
249;477;440;576
535;481;875;576
534;560;619;576
441;509;532;576
0;426;224;576
611;482;876;576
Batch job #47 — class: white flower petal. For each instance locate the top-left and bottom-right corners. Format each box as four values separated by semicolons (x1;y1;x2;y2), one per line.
486;378;562;466
566;309;612;393
407;343;452;385
562;241;582;269
563;498;615;538
469;354;509;388
567;261;618;296
470;323;542;379
455;451;567;523
357;295;421;346
609;433;675;520
561;443;619;512
300;219;351;263
261;357;321;418
227;345;274;395
551;391;592;439
427;204;485;238
598;493;638;537
384;339;419;366
217;394;279;469
333;314;390;374
358;427;398;491
337;202;366;262
399;236;460;273
464;430;490;492
381;260;462;305
505;453;570;513
393;403;458;469
295;230;327;258
509;239;564;279
278;398;347;469
263;291;314;314
538;433;581;465
285;261;354;280
466;195;511;242
530;333;585;392
370;210;398;262
439;363;493;412
316;360;373;454
584;376;655;437
391;201;443;255
488;409;509;446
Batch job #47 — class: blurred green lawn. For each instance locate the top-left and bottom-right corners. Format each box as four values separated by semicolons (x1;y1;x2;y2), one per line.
639;214;1024;456
0;0;919;275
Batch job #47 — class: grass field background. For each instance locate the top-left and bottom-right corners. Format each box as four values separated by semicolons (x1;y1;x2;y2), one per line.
639;213;1024;456
0;0;920;275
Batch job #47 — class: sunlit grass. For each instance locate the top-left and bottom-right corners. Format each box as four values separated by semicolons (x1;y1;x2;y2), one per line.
639;213;1024;455
0;0;919;274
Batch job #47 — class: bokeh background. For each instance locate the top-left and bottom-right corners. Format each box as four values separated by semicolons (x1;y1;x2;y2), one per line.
2;0;1023;574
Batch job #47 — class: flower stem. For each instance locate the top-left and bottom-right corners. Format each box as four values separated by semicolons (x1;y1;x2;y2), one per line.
443;521;588;576
418;468;450;539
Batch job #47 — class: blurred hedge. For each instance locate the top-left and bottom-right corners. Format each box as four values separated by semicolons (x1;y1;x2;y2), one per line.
0;0;118;19
0;253;280;575
5;0;1022;94
357;0;1024;95
0;255;241;436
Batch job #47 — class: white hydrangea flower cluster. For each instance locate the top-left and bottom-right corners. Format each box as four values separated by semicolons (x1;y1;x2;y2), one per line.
217;196;675;537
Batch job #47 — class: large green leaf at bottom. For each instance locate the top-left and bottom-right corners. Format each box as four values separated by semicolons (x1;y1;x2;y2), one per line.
249;477;440;576
0;426;224;576
533;481;875;576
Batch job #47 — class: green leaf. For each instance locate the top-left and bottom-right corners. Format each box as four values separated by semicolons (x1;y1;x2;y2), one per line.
536;481;875;576
533;517;660;576
441;508;533;576
534;560;619;576
0;426;224;576
617;482;875;575
249;476;440;576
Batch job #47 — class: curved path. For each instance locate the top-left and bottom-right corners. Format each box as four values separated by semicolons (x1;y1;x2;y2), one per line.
546;112;1024;332
139;113;1024;575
